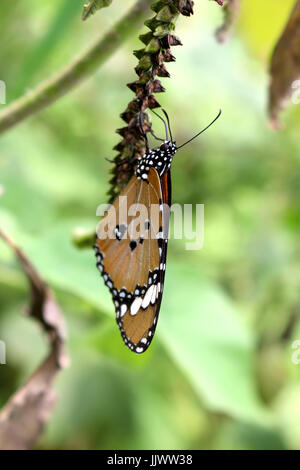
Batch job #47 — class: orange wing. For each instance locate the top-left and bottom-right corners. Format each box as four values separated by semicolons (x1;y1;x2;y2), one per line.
94;167;170;353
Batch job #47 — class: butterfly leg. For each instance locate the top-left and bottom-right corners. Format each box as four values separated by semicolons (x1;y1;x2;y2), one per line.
138;111;150;152
149;128;164;142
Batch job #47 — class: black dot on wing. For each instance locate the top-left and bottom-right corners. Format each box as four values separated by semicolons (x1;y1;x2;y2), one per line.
145;220;150;230
129;240;137;251
139;237;144;245
115;223;127;241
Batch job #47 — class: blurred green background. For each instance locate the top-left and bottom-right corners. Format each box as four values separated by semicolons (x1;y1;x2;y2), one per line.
1;0;300;450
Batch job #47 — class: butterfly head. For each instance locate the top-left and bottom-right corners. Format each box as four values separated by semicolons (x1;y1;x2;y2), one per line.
159;140;177;156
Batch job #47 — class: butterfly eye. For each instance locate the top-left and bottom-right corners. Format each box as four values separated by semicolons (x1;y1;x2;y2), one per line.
160;142;169;152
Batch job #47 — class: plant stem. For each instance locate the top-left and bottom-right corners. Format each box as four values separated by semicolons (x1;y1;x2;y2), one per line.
108;0;194;202
0;0;151;136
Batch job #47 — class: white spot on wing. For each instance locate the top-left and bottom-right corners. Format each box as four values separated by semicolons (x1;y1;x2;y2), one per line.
130;297;142;316
142;284;155;309
120;304;127;317
151;284;157;304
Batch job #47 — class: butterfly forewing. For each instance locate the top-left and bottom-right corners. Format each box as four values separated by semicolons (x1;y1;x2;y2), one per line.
95;167;170;353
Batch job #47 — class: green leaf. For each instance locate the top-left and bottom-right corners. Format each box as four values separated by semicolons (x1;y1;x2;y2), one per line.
159;263;270;423
12;0;83;99
22;220;112;315
82;0;113;21
212;421;285;450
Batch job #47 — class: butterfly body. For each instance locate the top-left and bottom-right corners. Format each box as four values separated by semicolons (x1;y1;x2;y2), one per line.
136;141;177;181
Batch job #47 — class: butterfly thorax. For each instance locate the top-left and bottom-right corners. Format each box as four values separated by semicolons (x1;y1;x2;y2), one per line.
136;141;177;181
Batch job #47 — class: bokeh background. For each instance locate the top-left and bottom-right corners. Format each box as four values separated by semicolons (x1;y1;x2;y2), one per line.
1;0;300;450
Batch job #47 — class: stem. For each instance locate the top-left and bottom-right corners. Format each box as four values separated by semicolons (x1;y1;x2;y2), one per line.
0;0;151;136
107;0;194;202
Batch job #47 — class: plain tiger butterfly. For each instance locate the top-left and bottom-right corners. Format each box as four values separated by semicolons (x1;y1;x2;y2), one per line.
94;109;221;353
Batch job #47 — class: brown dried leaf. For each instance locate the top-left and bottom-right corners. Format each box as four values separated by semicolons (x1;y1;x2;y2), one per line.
0;229;68;450
176;0;194;16
215;0;240;43
82;0;113;21
269;0;300;129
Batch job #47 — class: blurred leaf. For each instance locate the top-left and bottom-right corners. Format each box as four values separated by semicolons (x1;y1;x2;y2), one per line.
0;229;68;450
19;221;268;422
159;263;269;423
43;356;137;450
12;0;83;99
72;227;95;249
274;384;300;449
215;0;240;43
238;0;296;59
0;217;268;422
19;220;112;316
269;0;300;128
77;320;152;366
213;421;285;450
82;0;113;21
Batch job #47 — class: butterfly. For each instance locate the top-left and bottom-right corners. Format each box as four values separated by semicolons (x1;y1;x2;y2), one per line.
94;109;221;353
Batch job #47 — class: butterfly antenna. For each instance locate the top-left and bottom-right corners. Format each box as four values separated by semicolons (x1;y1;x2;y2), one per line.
177;109;222;150
161;109;173;142
151;109;169;141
